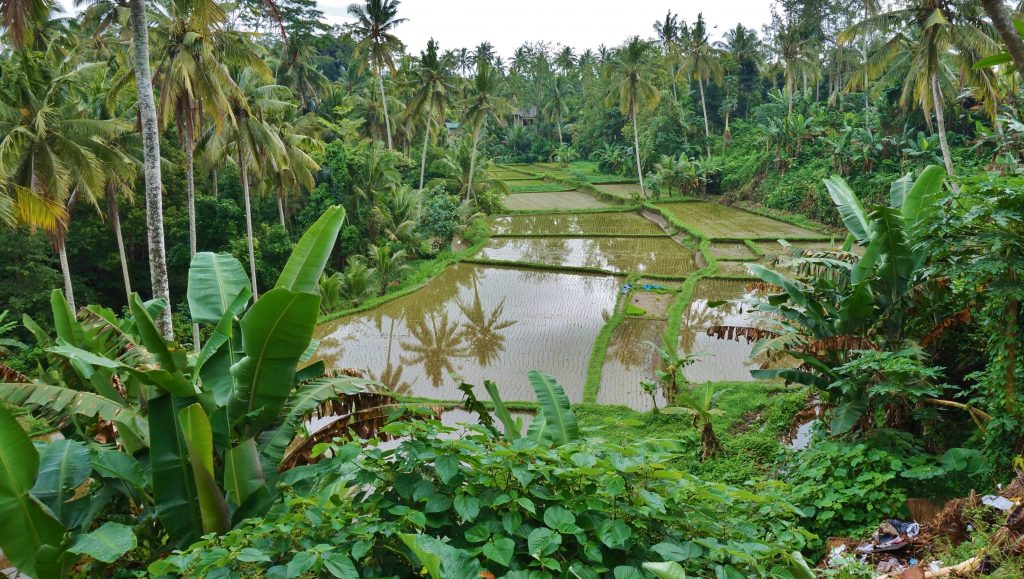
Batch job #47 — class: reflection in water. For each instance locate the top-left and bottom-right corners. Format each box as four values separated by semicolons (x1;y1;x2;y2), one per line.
491;213;663;236
313;264;619;402
480;237;697;276
680;279;779;382
598;318;666;411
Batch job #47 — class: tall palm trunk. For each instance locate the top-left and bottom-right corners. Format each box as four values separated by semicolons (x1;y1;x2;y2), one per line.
129;0;172;338
467;129;480;203
931;73;955;178
377;69;393;149
183;115;201;349
982;0;1024;74
238;147;259;299
106;190;132;302
698;78;711;158
211;169;218;197
786;75;794;115
277;191;287;229
556;110;564;145
630;98;646;198
57;240;75;312
419;103;432;190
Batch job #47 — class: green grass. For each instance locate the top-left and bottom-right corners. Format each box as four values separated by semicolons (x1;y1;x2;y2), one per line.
574;381;806;485
657;201;829;240
502;191;611;211
509;181;572;193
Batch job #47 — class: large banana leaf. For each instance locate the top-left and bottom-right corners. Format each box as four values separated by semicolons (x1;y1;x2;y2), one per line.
129;294;188;374
867;207;914;305
275;205;346;294
901;164;944;238
484;379;521;441
0;405;67;579
30;439;91;527
188;252;252;324
824;175;871;244
0;382;148;446
51;289;85;347
225;439;265;505
228;288;320;436
178;404;230;534
836;281;875;335
525;370;579;446
889;172;913;209
149;395;204;547
49;344;194;397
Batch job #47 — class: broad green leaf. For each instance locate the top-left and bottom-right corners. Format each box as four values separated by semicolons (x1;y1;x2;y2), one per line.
901;165;944;234
598;519;632;548
323;552;358;578
888;172;912;209
0;382;146;442
90;447;147;490
453;494;480;521
482;537;514;566
275;205;346;293
527;370;579;446
30;439;90;526
0;405;67;578
823;175;870;244
527;527;562;556
225;439;265;505
973;52;1012;69
149;395;204;547
188;252;252;324
51;289;85;347
642;562;687;579
614;567;645;579
836;282;874;334
435;455;459;483
229;288;319;436
67;521;136;563
652;542;702;561
483;379;520;440
178;403;230;534
129;294;186;373
398;533;443;578
830;400;868;435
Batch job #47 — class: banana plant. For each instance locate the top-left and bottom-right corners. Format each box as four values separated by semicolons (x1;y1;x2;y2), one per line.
714;167;948;418
0;205;381;550
473;370;580;446
663;383;729;460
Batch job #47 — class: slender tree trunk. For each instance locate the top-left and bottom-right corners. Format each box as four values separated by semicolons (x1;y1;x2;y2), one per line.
277;193;286;229
58;240;75;312
239;148;259;299
107;191;132;303
863;7;871;135
419;104;432;190
211;169;218;197
556;110;564;145
981;0;1024;75
698;79;711;158
184;117;197;258
377;70;393;149
786;75;794;115
723;110;731;147
631;104;646;198
931;73;955;178
129;0;172;338
183;119;202;349
467;129;480;203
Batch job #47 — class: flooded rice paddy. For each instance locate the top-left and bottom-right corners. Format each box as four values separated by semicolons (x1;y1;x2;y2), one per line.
658;201;827;239
314;263;618;402
502;191;610;210
679;279;778;383
598;318;665;411
479;236;698;276
490;212;662;236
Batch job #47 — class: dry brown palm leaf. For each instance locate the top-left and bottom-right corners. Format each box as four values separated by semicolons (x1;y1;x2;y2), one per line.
805;335;877;356
706;325;780;344
745;281;783;293
921;308;972;348
0;363;30;383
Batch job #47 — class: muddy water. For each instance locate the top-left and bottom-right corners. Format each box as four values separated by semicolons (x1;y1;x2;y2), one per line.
659;202;825;239
479;237;697;276
598;318;666;411
313;263;619;402
679;279;779;383
491;213;662;236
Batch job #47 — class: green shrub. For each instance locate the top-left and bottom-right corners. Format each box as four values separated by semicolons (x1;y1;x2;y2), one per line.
151;420;815;578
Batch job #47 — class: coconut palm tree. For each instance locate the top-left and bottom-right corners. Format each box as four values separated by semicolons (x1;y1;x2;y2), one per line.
679;14;723;158
346;0;406;150
428;139;510;204
0;53;128;311
405;38;453;190
652;9;681;101
368;243;409;295
463;59;512;203
843;1;998;179
275;39;333;113
201;68;290;298
542;75;571;145
772;18;820;115
604;36;660;198
267;113;323;230
152;0;263;271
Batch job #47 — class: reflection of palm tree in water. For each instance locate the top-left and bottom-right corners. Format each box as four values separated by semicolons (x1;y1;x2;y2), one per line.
679;280;774;361
369;316;413;396
457;279;516;366
401;310;470;387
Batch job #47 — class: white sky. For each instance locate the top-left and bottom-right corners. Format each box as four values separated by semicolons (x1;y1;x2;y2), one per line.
52;0;777;58
317;0;777;58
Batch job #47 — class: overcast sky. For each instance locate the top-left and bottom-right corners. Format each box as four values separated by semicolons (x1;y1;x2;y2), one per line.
316;0;777;58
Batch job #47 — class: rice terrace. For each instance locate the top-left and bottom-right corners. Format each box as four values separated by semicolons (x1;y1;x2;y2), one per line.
1;0;1024;576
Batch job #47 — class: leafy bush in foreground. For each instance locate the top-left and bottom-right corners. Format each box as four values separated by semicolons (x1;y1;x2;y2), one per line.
150;420;815;578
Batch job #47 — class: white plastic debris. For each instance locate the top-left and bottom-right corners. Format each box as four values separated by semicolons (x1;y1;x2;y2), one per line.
982;495;1015;512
